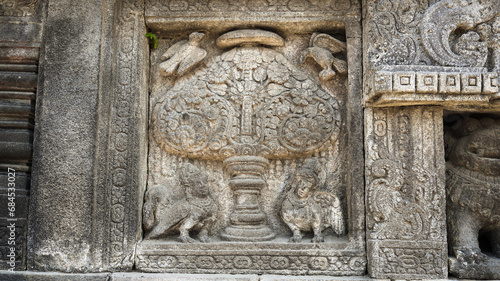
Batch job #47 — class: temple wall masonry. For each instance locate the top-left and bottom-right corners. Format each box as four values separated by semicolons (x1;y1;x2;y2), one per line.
0;0;499;280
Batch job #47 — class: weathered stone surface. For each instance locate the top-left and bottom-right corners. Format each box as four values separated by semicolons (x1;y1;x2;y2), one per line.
28;0;105;272
364;106;447;279
141;3;365;272
364;0;500;278
112;273;259;281
0;270;110;281
445;115;500;279
2;0;499;279
143;163;218;242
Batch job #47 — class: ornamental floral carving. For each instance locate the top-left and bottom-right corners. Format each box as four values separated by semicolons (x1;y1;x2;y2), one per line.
152;35;341;160
150;29;344;242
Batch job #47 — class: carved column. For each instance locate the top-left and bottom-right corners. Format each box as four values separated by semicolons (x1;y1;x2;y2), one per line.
365;106;447;279
221;156;274;241
28;0;149;272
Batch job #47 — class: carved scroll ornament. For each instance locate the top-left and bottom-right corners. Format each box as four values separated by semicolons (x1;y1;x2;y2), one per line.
421;0;498;67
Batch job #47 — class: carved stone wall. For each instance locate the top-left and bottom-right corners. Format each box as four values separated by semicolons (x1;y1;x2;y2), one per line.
364;0;500;279
0;0;42;271
0;0;499;279
137;0;365;275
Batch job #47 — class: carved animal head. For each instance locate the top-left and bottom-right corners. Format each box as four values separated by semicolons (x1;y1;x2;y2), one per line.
445;117;500;176
179;163;210;197
291;159;320;199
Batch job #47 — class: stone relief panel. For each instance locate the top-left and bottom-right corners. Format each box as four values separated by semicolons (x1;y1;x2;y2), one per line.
139;21;364;275
365;107;447;279
444;114;500;279
148;29;346;243
365;0;500;105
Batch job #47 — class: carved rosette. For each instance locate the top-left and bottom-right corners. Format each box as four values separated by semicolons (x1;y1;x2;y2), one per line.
151;30;342;241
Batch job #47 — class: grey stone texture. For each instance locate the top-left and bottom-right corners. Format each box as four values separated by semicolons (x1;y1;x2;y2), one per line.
0;0;498;279
0;0;43;271
140;3;365;275
28;0;149;273
364;0;500;279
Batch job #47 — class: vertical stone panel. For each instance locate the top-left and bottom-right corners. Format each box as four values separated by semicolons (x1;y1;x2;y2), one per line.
0;0;42;270
365;106;447;279
28;0;105;272
102;0;148;271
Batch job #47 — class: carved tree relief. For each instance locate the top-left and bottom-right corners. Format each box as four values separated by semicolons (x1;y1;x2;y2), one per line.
149;29;345;242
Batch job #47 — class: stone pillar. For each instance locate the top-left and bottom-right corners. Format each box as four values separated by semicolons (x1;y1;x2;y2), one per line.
28;0;148;272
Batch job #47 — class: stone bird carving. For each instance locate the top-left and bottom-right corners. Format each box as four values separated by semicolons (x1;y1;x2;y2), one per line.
301;33;347;82
159;32;207;77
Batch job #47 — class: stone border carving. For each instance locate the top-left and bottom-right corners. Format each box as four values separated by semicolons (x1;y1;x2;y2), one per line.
106;0;148;270
146;0;356;14
137;247;366;275
369;68;499;105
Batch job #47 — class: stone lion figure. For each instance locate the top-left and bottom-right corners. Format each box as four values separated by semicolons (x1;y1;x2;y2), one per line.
445;117;500;264
143;163;217;243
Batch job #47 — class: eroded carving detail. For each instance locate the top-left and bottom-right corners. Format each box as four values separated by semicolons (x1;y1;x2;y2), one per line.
281;159;345;243
366;108;447;278
146;0;355;13
301;33;347;82
136;253;366;274
366;0;430;66
143;163;218;242
421;0;498;68
0;0;36;17
445;116;500;279
160;32;207;77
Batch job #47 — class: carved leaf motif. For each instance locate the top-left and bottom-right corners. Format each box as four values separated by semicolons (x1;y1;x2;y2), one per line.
152;45;341;160
420;0;495;67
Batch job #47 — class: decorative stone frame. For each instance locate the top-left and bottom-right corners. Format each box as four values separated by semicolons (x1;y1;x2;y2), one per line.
134;0;366;276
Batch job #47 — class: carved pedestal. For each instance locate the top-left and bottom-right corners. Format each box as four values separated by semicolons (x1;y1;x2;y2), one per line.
221;156;274;241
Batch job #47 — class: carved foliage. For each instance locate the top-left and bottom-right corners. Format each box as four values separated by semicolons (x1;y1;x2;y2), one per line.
152;46;341;160
367;109;444;241
421;0;497;67
366;0;430;66
365;107;446;278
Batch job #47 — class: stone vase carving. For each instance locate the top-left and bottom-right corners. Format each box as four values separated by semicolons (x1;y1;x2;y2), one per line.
151;29;342;241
